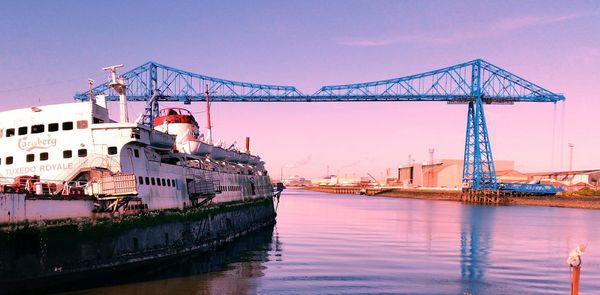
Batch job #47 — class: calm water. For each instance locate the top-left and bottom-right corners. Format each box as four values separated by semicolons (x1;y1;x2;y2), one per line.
65;189;600;294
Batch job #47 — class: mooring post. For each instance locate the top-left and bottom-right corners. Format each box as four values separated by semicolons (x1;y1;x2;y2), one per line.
572;266;581;295
567;244;586;295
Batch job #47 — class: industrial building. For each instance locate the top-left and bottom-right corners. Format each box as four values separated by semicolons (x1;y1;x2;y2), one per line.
397;159;600;190
527;170;600;190
398;159;516;188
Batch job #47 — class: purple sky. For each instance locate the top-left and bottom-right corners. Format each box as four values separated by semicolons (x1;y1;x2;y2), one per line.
1;1;599;179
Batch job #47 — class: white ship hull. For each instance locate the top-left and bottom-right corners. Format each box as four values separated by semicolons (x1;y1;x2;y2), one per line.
0;101;274;223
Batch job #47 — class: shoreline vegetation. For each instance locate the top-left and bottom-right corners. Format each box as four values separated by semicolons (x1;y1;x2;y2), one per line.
303;186;600;210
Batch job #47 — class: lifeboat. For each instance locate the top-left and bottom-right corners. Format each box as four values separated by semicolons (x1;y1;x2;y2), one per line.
153;108;212;155
248;155;261;165
149;129;176;149
239;153;251;164
227;151;242;163
211;146;228;160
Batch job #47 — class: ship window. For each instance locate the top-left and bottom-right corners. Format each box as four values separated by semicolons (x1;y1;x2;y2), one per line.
93;117;104;124
40;152;48;161
108;146;118;155
77;120;88;129
26;154;34;162
134;149;139;158
167;179;171;186
157;178;162;186
78;149;87;157
151;178;156;185
62;122;73;131
145;177;150;184
6;156;13;165
48;123;59;132
18;126;27;135
31;124;44;134
138;176;144;185
172;179;177;187
63;150;72;159
161;179;166;186
6;128;15;137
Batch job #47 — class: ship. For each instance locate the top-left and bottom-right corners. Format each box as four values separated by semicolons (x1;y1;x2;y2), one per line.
0;65;283;293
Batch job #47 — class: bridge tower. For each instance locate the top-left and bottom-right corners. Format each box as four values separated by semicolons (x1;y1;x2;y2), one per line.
76;59;565;196
463;60;497;191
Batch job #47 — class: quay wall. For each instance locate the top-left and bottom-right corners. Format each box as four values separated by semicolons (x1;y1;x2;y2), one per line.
306;186;461;200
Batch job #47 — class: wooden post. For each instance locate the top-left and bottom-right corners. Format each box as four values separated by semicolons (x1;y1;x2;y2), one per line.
571;265;580;295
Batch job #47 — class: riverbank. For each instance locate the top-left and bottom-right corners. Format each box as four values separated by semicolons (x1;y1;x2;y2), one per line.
304;186;600;210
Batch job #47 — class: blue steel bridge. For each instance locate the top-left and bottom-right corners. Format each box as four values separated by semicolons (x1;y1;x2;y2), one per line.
74;59;565;195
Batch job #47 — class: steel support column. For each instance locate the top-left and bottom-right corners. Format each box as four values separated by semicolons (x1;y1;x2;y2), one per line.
149;63;158;126
462;61;497;191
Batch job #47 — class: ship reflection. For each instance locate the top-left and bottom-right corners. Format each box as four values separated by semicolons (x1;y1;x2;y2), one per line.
64;224;278;295
460;205;495;294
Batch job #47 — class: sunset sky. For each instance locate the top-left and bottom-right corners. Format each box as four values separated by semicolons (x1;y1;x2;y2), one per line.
1;0;599;179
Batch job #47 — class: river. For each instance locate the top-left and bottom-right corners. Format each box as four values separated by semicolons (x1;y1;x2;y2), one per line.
65;189;600;294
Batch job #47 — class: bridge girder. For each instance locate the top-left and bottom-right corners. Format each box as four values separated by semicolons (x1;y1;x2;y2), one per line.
74;59;565;194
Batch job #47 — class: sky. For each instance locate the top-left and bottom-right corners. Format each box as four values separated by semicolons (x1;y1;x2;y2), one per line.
0;0;599;180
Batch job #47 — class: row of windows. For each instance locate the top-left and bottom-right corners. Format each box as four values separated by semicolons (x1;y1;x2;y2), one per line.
138;176;177;187
220;185;241;192
0;149;89;165
0;146;125;165
136;179;244;192
1;120;88;138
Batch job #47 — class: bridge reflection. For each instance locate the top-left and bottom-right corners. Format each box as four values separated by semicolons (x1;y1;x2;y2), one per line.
460;205;496;294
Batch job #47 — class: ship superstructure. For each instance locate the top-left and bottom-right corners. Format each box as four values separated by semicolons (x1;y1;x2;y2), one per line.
0;67;273;223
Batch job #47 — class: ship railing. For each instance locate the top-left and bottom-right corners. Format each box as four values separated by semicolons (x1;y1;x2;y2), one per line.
0;176;89;197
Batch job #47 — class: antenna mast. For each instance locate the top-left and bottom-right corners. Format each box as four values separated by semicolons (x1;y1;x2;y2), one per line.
102;64;128;123
205;85;213;144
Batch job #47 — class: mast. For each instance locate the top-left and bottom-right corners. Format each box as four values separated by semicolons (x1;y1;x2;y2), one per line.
103;64;128;123
88;79;95;104
204;85;213;144
88;79;95;122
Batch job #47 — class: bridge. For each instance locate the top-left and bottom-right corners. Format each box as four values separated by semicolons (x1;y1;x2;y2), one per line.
74;59;565;195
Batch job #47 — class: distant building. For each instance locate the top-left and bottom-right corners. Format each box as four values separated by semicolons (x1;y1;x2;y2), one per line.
526;170;600;190
283;175;312;187
496;170;529;183
398;159;515;188
311;175;372;186
396;158;600;190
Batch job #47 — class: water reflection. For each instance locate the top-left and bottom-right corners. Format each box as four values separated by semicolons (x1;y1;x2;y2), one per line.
65;224;276;295
460;205;495;293
62;191;600;294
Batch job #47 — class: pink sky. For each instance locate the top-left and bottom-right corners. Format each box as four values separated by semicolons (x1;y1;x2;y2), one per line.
0;1;598;179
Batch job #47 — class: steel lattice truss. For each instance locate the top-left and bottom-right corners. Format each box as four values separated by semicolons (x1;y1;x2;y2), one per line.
74;61;304;102
313;59;564;103
74;59;564;103
74;59;565;194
